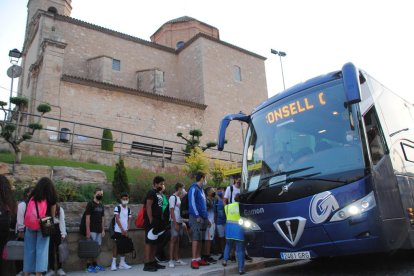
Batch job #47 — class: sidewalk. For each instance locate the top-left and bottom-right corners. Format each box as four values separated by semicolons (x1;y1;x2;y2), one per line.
66;256;283;276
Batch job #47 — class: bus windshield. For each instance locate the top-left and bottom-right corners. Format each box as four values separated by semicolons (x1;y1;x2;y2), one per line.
242;80;366;202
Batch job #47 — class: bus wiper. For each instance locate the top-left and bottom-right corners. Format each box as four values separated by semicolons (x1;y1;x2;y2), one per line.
246;166;313;202
278;174;346;196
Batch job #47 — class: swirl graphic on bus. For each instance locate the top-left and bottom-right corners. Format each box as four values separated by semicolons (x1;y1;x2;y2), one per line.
309;191;339;224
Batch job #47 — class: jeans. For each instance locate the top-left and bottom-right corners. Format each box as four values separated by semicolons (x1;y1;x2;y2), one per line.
23;228;50;273
224;239;245;272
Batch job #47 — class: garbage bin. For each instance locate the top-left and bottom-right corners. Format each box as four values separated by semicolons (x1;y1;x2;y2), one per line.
59;128;71;143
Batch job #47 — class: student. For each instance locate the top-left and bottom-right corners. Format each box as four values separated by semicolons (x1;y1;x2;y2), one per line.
202;187;217;264
223;175;241;206
143;176;167;272
111;192;132;271
188;172;210;269
15;187;32;276
168;182;187;268
222;194;245;275
23;177;57;276
85;188;105;273
155;183;170;263
215;187;226;260
46;203;67;276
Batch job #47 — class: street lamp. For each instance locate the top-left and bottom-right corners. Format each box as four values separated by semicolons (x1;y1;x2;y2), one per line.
6;48;23;120
271;49;287;90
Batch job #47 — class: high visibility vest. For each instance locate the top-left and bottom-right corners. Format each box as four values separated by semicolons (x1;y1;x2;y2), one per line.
225;202;244;241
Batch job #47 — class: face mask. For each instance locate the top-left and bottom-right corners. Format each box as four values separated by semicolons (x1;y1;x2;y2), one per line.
121;200;129;205
218;192;223;197
211;192;216;197
156;186;163;192
202;180;207;187
96;195;103;201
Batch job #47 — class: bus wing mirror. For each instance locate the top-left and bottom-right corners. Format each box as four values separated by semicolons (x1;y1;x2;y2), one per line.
217;113;250;151
342;62;362;105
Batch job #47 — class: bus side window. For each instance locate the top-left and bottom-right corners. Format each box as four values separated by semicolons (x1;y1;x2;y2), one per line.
364;107;386;165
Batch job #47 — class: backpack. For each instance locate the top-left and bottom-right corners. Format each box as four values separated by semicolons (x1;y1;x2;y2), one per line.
135;206;145;229
24;198;46;231
180;193;189;219
110;205;131;238
79;201;93;236
228;185;234;204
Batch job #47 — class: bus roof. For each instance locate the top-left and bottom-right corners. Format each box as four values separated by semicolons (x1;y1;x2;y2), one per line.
253;70;342;115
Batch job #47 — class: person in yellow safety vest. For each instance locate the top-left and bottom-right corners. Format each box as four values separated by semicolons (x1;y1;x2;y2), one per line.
222;194;245;275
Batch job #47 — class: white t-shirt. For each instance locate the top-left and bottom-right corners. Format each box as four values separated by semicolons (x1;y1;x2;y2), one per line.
224;184;240;204
169;194;182;223
114;205;131;233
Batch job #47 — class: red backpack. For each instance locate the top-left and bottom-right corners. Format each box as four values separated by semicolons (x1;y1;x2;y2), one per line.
135;206;145;229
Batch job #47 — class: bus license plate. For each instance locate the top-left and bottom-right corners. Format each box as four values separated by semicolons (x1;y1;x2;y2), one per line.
280;251;311;260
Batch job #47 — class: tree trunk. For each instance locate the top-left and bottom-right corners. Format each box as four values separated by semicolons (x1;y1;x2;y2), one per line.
15;150;22;164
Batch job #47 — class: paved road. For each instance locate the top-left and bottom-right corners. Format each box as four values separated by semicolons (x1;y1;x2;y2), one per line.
247;250;414;276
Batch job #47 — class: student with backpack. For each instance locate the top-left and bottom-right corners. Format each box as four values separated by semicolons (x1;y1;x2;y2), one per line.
15;187;32;276
168;182;187;268
46;203;67;276
23;177;57;276
84;188;106;273
111;192;132;271
223;175;241;206
0;175;17;276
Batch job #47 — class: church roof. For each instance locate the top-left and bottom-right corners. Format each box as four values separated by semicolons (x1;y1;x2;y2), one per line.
165;16;197;24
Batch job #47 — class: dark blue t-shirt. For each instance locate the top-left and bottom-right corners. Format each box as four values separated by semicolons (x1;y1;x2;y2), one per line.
215;199;226;225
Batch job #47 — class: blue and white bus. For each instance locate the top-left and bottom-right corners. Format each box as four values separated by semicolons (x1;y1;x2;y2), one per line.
217;63;414;260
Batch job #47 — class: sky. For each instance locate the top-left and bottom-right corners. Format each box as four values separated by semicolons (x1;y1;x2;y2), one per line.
1;0;414;107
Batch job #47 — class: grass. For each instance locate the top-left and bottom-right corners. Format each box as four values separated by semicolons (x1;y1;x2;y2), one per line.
0;152;141;183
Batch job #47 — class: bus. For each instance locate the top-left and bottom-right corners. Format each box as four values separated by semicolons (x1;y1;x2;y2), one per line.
217;63;414;260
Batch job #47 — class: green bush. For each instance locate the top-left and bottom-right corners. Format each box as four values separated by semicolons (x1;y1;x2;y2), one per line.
55;181;79;202
101;128;114;151
112;158;129;199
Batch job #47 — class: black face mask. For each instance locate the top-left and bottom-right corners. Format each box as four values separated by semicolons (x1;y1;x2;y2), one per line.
211;193;216;197
96;195;103;201
156;186;163;192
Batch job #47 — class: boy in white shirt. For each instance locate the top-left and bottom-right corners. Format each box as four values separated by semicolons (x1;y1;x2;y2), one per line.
168;183;187;268
111;193;132;271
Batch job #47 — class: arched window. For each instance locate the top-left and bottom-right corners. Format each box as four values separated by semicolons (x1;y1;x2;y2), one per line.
47;7;58;14
233;65;242;82
176;41;185;49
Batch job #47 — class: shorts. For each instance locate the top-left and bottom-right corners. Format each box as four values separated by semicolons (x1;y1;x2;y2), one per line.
144;219;165;245
189;215;207;241
90;232;102;246
112;232;123;240
205;222;216;241
170;222;183;238
216;224;225;238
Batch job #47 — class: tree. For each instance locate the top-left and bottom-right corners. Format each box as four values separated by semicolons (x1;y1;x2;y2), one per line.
177;129;217;153
183;147;209;179
0;97;51;163
101;128;114;151
112;158;129;198
209;160;235;187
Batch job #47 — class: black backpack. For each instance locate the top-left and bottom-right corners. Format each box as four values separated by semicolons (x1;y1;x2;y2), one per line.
0;206;11;232
228;185;234;204
79;211;87;236
180;193;189;219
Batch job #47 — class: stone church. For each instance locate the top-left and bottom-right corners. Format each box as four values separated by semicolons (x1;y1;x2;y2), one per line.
18;0;268;161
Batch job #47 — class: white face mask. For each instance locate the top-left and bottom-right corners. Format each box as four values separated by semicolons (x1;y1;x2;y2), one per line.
121;200;129;205
203;179;207;187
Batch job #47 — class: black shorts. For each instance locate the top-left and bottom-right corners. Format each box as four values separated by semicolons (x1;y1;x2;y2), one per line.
144;219;165;245
112;232;123;240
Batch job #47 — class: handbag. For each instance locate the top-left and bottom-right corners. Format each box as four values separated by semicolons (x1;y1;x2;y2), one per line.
35;201;55;237
78;239;100;259
59;240;69;263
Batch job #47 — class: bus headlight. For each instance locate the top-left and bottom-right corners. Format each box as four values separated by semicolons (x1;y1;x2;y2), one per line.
330;191;376;222
238;217;261;231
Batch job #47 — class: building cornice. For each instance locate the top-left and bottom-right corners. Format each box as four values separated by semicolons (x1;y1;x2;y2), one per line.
61;75;207;110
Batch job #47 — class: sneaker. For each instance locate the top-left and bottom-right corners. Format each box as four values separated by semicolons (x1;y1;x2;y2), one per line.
191;260;199;269
153;262;166;269
198;259;210;266
143;263;157;272
16;271;24;276
222;261;227;267
119;262;132;270
155;255;168;263
45;270;55;276
239;271;246;275
57;269;66;276
95;264;105;271
175;259;187;266
111;262;117;271
245;255;253;262
86;266;97;273
205;256;217;264
168;260;175;268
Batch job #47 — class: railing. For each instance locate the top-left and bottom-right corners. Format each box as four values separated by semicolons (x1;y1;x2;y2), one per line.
1;109;242;167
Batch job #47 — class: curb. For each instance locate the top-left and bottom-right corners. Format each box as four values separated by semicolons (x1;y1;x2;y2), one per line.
198;258;284;276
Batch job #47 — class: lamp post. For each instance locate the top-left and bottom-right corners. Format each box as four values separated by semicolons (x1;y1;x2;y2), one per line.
6;48;22;120
271;49;286;90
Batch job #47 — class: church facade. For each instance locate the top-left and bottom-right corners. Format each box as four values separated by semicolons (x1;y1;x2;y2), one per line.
18;0;268;157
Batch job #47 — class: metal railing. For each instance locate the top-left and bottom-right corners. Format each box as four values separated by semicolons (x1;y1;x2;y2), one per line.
1;109;242;166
